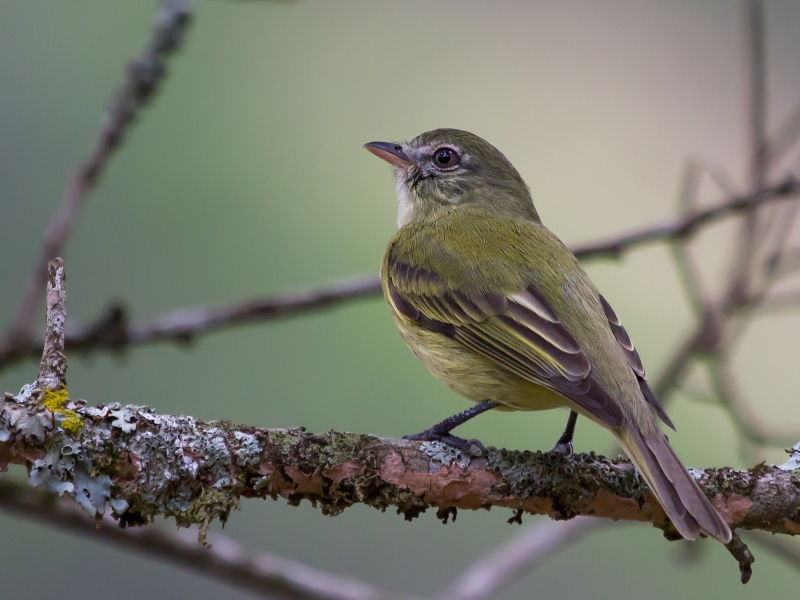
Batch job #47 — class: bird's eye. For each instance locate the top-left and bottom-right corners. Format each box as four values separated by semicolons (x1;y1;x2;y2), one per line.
433;147;460;169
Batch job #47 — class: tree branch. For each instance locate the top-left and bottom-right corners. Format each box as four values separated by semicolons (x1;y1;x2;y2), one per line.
1;387;798;546
746;531;800;572
0;0;193;354
0;480;416;600
434;518;610;600
0;177;796;372
569;175;798;260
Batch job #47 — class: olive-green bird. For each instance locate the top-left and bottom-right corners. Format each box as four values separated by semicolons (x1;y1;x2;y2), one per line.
365;129;731;544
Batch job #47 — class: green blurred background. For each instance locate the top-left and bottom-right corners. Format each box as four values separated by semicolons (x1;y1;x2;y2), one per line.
1;0;799;598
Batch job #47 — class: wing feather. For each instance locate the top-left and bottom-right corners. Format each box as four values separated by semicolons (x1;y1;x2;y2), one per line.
598;295;675;430
387;258;624;428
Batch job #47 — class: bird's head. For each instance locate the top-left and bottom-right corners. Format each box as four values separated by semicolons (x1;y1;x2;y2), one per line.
365;128;539;227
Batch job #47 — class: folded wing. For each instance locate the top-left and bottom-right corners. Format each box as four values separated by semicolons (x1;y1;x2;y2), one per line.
598;295;675;430
386;256;624;428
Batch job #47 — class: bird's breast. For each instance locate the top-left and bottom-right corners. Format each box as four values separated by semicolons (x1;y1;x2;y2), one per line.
390;309;567;412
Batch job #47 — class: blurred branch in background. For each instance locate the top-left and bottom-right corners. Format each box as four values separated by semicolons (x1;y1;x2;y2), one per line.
0;176;796;372
0;480;417;600
435;518;611;600
2;0;800;599
0;267;796;588
0;0;194;364
455;0;800;588
2;329;798;585
747;531;800;572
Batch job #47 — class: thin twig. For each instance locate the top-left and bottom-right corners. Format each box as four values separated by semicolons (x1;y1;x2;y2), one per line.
670;162;713;317
38;258;68;392
706;359;799;448
0;0;193;353
746;531;800;572
728;0;768;301
0;274;382;369
435;518;608;600
570;176;798;260
0;480;416;600
0;178;796;373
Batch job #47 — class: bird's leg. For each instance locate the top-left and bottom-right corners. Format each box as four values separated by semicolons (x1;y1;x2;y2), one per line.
552;410;578;454
403;400;499;456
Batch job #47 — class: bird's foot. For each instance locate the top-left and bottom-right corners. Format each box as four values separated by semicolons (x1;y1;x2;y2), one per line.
551;440;574;455
551;410;577;455
403;431;488;457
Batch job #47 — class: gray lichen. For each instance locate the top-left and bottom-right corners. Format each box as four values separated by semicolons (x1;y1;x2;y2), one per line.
2;385;799;541
419;441;471;469
779;442;800;471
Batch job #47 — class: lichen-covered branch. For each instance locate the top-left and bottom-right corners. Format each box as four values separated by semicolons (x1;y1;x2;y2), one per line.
1;389;798;546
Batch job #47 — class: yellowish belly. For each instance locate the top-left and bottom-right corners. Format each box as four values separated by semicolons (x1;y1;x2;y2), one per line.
395;316;568;412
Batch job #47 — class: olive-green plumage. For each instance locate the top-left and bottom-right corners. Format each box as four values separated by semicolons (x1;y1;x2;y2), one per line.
366;129;731;543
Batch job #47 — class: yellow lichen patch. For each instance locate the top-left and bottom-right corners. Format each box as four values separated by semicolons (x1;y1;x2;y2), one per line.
42;386;84;436
42;387;70;412
60;411;84;436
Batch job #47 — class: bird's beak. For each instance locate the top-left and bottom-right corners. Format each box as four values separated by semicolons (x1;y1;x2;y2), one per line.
363;141;411;167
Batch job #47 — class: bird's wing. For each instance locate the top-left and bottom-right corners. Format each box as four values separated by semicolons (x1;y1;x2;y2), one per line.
386;254;625;428
597;295;675;430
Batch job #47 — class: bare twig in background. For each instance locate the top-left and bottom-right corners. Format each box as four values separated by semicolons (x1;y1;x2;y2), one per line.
2;0;800;598
670;162;713;317
65;274;382;349
435;518;610;600
0;0;193;357
0;177;796;372
0;480;417;600
458;2;800;588
746;531;800;572
570;175;798;260
729;0;767;302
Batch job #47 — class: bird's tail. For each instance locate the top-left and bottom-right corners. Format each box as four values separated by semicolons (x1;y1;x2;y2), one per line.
614;422;731;544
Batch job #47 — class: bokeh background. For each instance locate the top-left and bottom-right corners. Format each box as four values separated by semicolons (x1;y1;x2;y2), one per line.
1;1;799;598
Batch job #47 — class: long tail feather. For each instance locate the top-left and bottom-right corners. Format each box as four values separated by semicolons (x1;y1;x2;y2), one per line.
615;424;731;544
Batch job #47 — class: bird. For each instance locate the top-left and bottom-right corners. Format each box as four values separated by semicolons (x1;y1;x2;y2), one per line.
364;128;731;544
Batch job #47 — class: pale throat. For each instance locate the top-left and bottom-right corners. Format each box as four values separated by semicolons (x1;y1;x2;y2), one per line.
394;167;463;228
394;169;417;228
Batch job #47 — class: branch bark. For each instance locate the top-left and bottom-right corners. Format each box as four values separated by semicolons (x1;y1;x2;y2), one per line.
1;389;798;545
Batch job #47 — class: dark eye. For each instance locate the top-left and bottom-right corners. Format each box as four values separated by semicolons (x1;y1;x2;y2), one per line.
433;147;460;169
